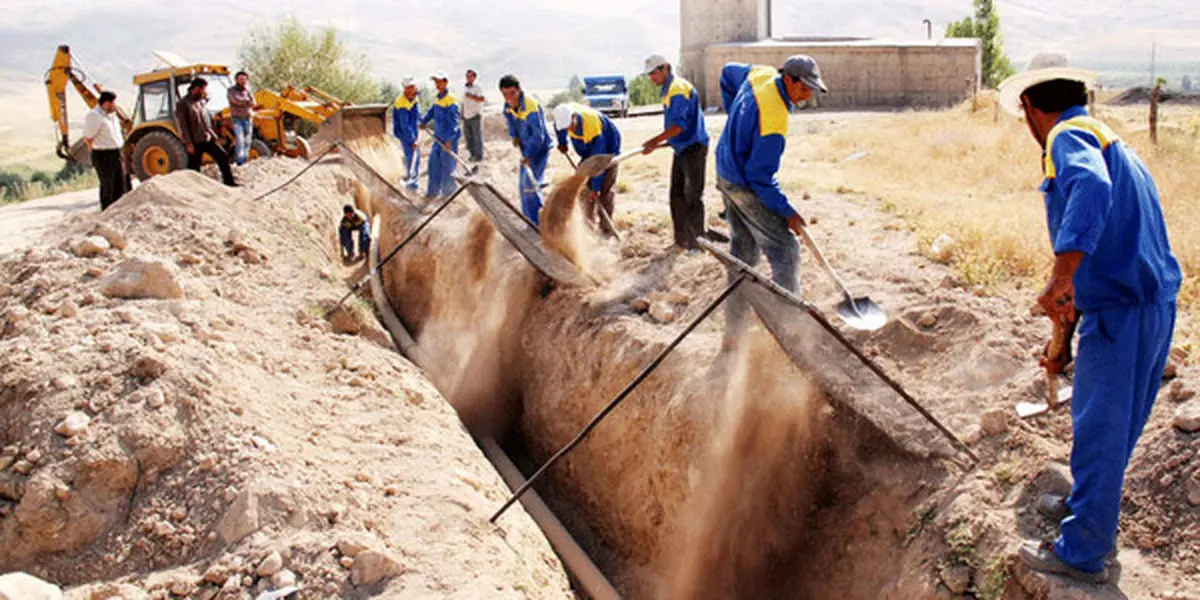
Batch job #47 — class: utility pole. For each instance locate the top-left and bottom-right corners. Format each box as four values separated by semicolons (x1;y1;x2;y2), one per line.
923;19;932;40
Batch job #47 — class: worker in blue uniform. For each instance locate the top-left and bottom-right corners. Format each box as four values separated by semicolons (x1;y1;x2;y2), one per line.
553;102;622;237
640;54;712;249
339;204;371;262
714;55;827;347
392;75;421;190
500;74;554;226
421;71;460;199
997;55;1181;584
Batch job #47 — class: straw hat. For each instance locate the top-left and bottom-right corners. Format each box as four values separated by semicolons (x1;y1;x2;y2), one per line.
997;52;1096;116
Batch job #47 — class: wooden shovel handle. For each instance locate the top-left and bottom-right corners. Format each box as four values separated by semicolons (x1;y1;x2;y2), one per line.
1045;320;1067;408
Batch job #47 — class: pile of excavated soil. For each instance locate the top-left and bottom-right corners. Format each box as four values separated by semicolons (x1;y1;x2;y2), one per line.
0;161;570;599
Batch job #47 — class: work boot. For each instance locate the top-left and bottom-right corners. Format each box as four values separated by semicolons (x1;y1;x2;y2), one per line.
1019;540;1110;585
1037;494;1072;521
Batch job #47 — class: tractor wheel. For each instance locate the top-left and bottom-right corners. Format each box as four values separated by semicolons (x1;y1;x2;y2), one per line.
249;139;273;161
132;131;187;180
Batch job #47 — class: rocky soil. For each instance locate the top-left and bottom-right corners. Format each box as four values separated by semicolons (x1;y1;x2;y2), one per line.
0;161;570;599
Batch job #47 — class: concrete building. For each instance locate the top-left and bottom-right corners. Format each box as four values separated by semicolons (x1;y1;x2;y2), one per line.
680;0;982;110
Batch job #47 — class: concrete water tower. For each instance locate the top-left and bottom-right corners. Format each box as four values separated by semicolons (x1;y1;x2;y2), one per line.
680;0;771;100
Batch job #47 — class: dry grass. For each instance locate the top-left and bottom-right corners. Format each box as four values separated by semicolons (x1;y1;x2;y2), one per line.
792;93;1200;347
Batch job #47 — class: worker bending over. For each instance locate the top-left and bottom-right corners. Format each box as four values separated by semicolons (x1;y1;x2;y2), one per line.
640;54;711;250
997;54;1180;584
340;204;371;262
422;72;460;199
715;55;827;346
500;74;554;226
553;102;622;237
393;76;421;190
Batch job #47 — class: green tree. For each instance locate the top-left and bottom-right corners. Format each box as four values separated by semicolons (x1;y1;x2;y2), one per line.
547;75;587;108
238;16;379;103
946;0;1015;88
377;80;401;105
628;74;659;106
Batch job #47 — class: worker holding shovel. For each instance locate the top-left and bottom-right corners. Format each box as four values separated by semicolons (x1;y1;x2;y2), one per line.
392;76;422;191
500;74;554;226
714;56;827;348
422;72;461;200
552;102;622;237
997;53;1181;585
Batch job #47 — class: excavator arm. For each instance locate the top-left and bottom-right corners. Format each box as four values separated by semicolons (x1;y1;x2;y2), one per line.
45;45;132;161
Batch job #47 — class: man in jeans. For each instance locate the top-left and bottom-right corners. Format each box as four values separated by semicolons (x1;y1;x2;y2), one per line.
227;70;256;166
461;69;486;165
714;56;827;347
176;79;237;187
81;91;129;210
640;54;710;250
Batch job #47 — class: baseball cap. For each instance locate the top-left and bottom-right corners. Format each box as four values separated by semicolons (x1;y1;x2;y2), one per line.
430;71;449;81
780;55;828;94
643;54;669;76
401;75;417;88
552;104;578;129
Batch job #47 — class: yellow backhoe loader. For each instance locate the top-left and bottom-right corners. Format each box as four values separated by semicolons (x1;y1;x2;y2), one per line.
45;45;347;180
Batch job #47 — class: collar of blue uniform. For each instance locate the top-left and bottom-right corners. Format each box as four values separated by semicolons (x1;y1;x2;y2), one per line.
774;75;794;111
659;73;675;97
1055;104;1090;124
437;89;448;99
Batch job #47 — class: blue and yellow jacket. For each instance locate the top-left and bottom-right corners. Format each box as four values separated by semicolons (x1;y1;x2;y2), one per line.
421;90;460;144
715;63;796;218
505;94;554;159
555;103;621;191
1040;105;1180;310
341;208;368;230
660;73;708;152
392;94;420;145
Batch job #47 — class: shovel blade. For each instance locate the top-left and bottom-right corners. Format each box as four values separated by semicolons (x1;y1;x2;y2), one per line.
836;296;887;331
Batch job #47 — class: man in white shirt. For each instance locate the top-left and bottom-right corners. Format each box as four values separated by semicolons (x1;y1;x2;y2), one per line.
462;69;486;164
82;91;129;210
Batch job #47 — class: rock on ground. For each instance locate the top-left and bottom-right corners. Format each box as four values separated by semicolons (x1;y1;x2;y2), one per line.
0;572;64;600
215;488;260;544
1172;403;1200;433
100;257;183;300
73;236;111;258
350;549;404;586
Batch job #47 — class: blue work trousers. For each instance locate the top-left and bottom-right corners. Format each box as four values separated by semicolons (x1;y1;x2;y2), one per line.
232;117;252;165
520;150;550;226
340;223;371;257
401;141;421;190
1055;301;1176;573
427;141;458;199
718;178;800;339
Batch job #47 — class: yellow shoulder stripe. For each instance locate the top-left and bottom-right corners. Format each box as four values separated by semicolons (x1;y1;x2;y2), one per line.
748;66;788;138
435;93;458;108
661;77;695;107
506;96;542;121
1043;116;1119;179
571;104;603;143
393;94;416;110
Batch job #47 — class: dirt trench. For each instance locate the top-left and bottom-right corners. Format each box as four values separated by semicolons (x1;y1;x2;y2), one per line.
348;138;958;598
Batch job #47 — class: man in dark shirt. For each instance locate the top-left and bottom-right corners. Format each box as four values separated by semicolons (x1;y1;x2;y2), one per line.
177;79;236;187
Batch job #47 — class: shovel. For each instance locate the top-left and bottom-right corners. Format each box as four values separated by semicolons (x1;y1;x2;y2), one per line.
794;224;887;331
1017;317;1077;418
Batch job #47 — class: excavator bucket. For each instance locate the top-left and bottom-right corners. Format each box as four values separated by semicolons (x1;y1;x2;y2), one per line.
311;104;392;155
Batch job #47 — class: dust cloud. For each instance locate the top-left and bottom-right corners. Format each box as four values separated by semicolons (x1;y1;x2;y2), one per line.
662;331;829;599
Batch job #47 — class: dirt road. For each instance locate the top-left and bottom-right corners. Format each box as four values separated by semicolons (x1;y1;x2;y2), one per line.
0;187;97;255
